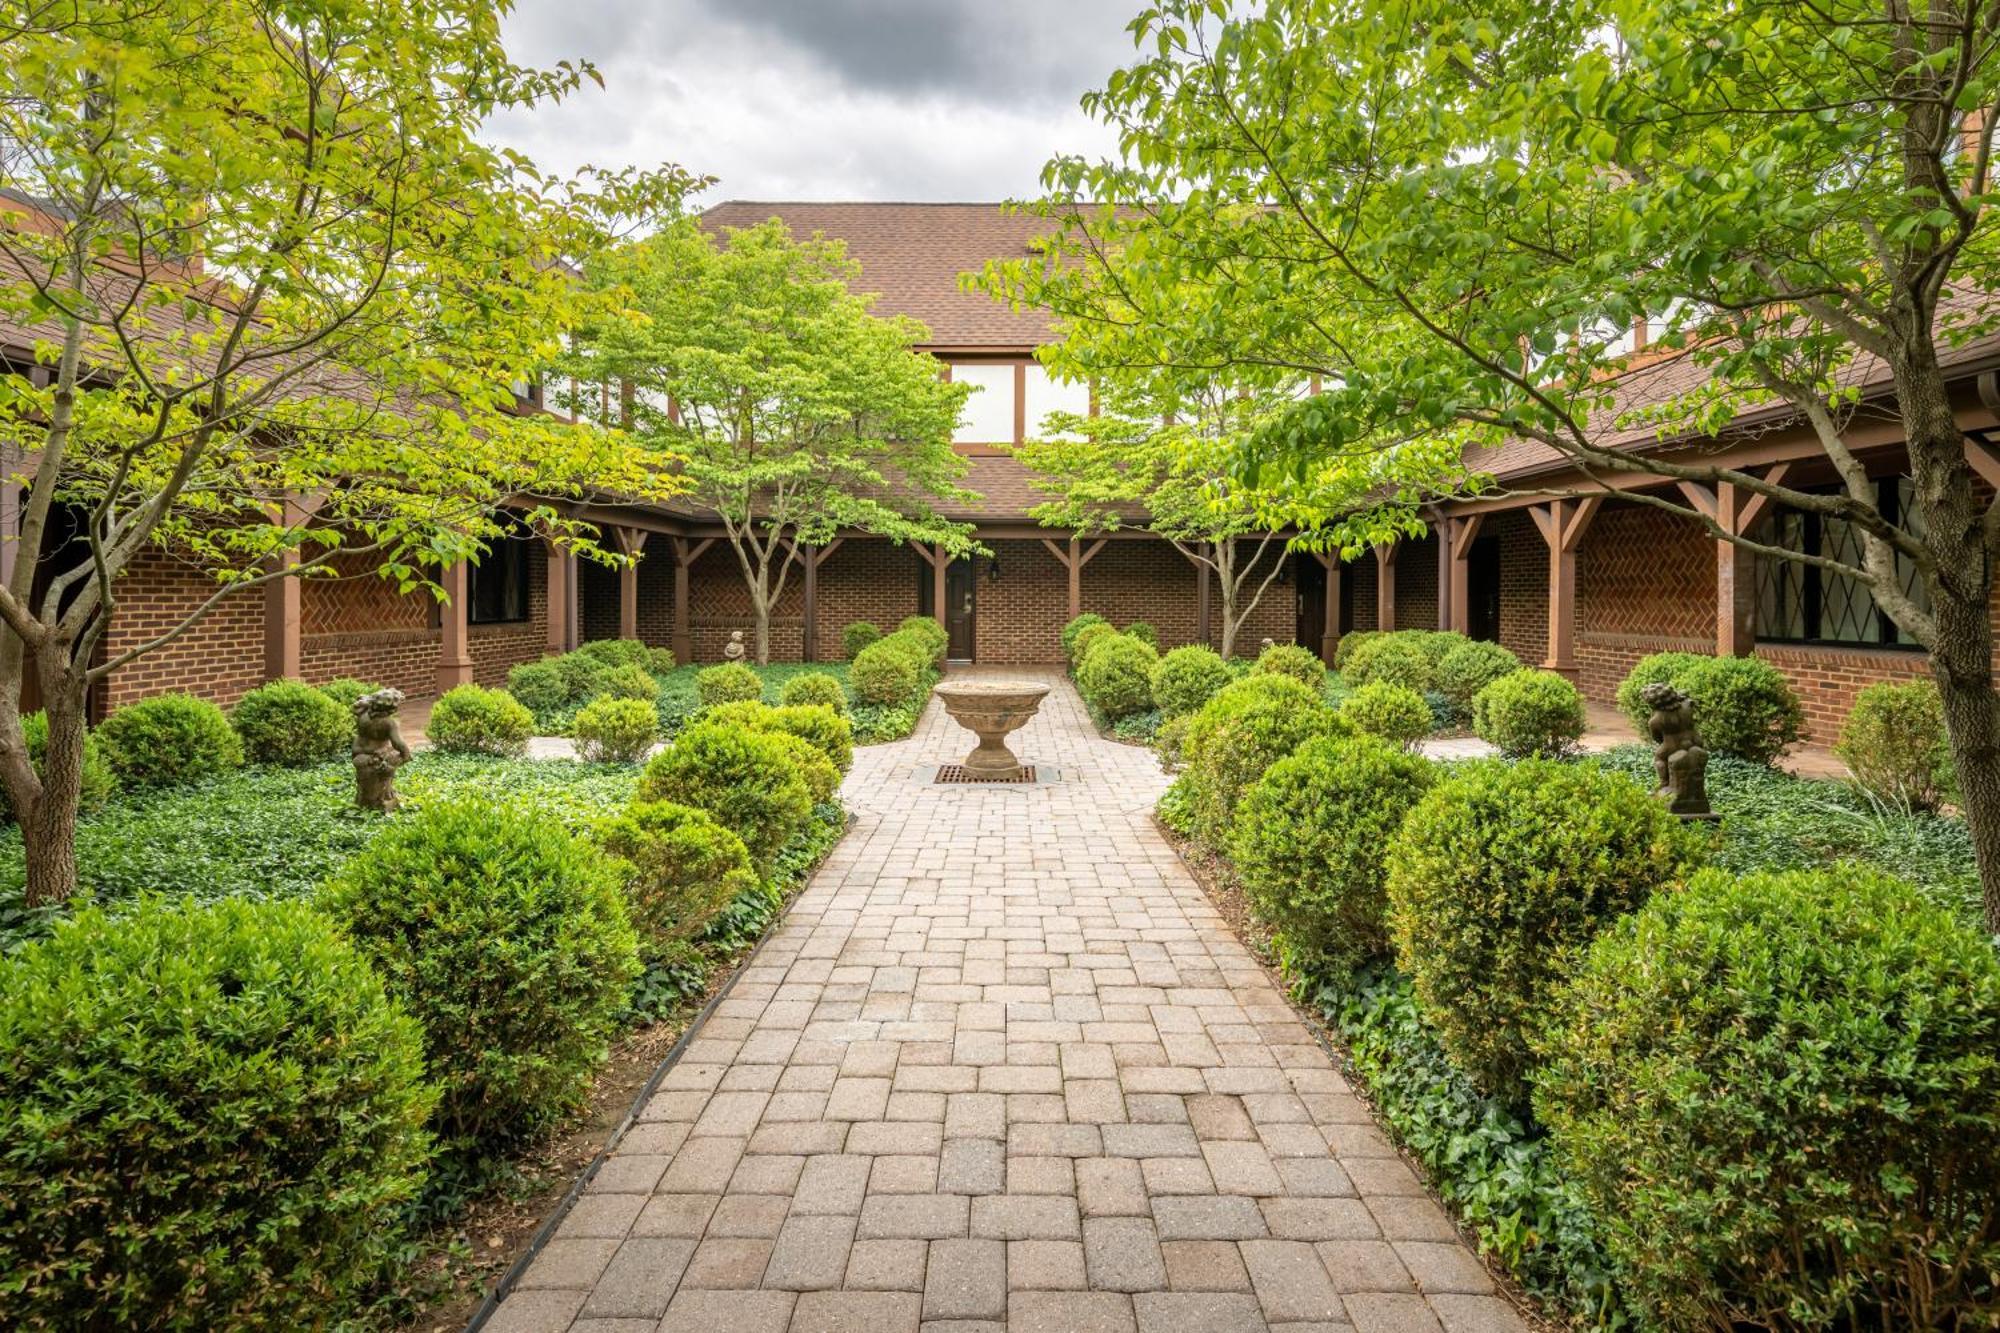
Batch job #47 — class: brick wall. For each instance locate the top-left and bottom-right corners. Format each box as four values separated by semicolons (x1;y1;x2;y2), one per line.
99;547;266;711
1574;502;1717;702
1493;509;1550;667
1394;534;1440;632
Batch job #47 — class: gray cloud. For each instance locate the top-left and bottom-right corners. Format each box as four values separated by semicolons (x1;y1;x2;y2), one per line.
484;0;1136;201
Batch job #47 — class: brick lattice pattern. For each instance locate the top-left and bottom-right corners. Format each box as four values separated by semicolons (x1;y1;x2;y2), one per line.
484;671;1522;1333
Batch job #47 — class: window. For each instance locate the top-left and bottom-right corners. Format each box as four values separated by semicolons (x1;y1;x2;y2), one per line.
1754;477;1928;648
469;531;533;625
1023;364;1091;439
951;363;1017;443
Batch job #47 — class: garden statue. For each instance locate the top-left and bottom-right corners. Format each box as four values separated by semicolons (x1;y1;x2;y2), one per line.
723;630;746;663
1259;637;1275;654
352;688;412;812
1641;680;1715;820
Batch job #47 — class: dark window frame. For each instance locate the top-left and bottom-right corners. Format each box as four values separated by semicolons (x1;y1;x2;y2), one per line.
468;530;533;626
1752;476;1928;650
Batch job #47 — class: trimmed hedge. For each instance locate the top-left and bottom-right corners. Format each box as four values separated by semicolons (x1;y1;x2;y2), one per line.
780;670;850;716
505;658;571;719
571;696;658;764
1615;652;1804;765
1835;678;1954;811
1123;619;1158;649
599;800;759;950
319;800;639;1152
1182;674;1349;849
597;663;660;703
316;677;382;712
1150;645;1231;718
1253;642;1327;691
896;616;949;666
1386;759;1698;1098
0;897;435;1329
842;620;882;659
1070;620;1116;670
96;693;244;790
1536;867;2000;1330
1614;650;1710;733
427;684;534;758
696;662;763;708
1234;733;1436;979
850;639;920;705
1077;632;1159;719
231;679;351;766
1341;681;1433;751
1435;639;1521;716
1061;612;1110;663
767;731;839;805
1472;668;1586;759
1343;634;1435;694
638;721;813;871
1333;629;1382;670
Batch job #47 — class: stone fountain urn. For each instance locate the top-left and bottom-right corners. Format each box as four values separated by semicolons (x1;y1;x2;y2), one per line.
932;678;1051;780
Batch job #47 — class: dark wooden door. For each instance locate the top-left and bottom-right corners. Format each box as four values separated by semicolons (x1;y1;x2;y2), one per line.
945;558;976;660
1466;536;1502;642
1295;557;1326;655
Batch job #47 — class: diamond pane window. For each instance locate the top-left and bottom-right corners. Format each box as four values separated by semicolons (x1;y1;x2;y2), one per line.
1752;477;1929;648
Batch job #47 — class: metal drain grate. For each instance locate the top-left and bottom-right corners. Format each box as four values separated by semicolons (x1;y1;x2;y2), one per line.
934;763;1037;784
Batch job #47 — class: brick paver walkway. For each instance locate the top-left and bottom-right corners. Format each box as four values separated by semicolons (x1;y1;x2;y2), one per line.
485;668;1525;1333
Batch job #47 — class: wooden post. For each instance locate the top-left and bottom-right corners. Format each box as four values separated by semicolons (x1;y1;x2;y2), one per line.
1435;519;1454;631
1066;536;1082;619
1195;543;1213;647
1683;465;1786;657
932;543;948;628
1447;515;1483;636
1374;543;1398;631
1316;552;1342;666
260;495;310;682
1529;497;1602;678
802;543;818;663
542;537;568;656
611;527;649;642
669;537;713;665
436;560;474;693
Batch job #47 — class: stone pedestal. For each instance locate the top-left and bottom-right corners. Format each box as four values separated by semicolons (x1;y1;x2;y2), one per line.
933;679;1051;780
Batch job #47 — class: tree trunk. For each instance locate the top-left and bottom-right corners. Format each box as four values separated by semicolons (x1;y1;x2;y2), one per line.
15;689;86;907
1899;341;2000;932
750;588;772;666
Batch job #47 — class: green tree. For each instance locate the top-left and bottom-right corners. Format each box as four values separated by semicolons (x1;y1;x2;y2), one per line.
568;218;977;663
990;0;2000;932
0;0;694;905
1018;373;1397;658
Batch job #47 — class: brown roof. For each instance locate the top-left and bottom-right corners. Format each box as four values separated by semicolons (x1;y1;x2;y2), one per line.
699;202;1058;350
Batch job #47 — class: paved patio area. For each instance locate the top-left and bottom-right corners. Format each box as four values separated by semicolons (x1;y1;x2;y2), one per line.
484;668;1526;1333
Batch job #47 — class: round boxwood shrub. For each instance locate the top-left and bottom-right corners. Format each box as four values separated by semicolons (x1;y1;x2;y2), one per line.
696;661;763;708
1535;867;2000;1330
230;678;351;766
1434;639;1521;716
1835;678;1954;811
1150;644;1231;717
320;800;639;1151
316;677;382;712
767;731;839;804
1471;668;1586;759
1123;620;1158;649
1077;633;1159;720
780;670;850;716
704;700;853;776
576;638;651;670
1677;655;1804;765
1341;680;1433;751
851;639;920;705
1614;650;1711;732
1343;633;1435;694
1253;642;1327;691
1182;674;1350;849
1332;628;1382;670
426;683;534;758
638;721;813;870
842;620;883;659
553;650;609;702
597;663;660;703
506;658;572;719
897;615;949;665
1413;628;1469;667
96;692;244;790
1233;733;1436;980
598;800;759;951
1386;759;1697;1097
1061;611;1110;662
572;696;658;764
1070;620;1116;671
0;897;434;1328
18;711;117;816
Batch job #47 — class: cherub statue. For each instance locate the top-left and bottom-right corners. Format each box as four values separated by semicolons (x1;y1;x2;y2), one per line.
1641;680;1714;819
722;630;747;662
352;688;412;812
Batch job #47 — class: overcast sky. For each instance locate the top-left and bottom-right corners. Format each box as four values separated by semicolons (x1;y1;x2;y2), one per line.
484;0;1139;204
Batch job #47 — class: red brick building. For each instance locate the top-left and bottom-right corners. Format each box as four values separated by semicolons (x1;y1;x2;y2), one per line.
25;200;2000;745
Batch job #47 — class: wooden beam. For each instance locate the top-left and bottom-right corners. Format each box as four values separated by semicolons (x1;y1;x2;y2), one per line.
1196;543;1213;647
1966;439;2000;490
1675;481;1718;522
1322;556;1342;666
1732;461;1792;535
1560;495;1603;553
1373;543;1397;632
543;536;569;657
261;493;311;682
1531;501;1580;678
802;546;818;663
1447;517;1481;635
436;561;474;693
1450;513;1484;555
612;527;649;642
932;544;947;629
1714;484;1757;656
669;536;713;665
